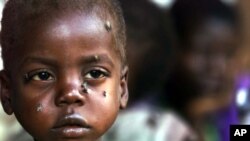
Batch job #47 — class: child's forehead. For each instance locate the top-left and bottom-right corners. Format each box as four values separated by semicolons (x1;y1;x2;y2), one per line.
23;12;112;45
20;9;114;42
1;0;126;70
43;13;106;37
17;11;122;65
26;8;112;27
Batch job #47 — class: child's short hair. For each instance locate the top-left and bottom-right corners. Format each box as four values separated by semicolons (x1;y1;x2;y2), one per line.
1;0;126;70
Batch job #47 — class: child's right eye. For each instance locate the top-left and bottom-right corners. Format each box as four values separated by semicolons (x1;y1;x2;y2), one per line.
24;69;55;82
33;72;54;81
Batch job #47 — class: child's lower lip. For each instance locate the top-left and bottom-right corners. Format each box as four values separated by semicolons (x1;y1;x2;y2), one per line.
50;126;91;138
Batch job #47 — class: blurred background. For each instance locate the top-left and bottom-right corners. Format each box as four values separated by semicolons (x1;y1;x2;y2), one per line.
1;0;250;141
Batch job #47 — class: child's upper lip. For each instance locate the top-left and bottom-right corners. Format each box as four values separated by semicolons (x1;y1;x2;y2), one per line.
53;114;91;129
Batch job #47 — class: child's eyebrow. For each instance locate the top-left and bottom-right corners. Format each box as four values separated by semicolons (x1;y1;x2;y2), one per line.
19;56;59;69
81;54;115;68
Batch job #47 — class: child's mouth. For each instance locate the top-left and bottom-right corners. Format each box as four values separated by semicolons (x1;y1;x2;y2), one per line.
51;114;91;138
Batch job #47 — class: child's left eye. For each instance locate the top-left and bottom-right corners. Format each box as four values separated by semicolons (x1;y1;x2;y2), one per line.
84;69;109;80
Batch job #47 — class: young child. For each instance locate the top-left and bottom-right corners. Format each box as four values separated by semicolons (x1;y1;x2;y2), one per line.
0;0;128;141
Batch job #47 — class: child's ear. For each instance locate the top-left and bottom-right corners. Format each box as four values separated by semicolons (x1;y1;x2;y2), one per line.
119;66;129;109
0;70;13;115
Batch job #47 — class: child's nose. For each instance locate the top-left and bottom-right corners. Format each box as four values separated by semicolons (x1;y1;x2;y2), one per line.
55;75;85;107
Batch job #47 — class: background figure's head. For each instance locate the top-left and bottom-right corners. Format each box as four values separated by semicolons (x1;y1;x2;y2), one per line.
170;0;239;97
168;0;240;119
120;0;171;105
0;0;128;141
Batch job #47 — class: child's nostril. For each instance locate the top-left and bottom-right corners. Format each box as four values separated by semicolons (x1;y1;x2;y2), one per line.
75;100;83;104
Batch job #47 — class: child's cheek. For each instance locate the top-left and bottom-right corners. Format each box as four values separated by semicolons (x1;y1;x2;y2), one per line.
85;79;120;129
11;86;56;136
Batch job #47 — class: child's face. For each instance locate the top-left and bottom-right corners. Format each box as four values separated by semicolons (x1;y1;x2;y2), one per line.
0;12;128;141
181;18;238;95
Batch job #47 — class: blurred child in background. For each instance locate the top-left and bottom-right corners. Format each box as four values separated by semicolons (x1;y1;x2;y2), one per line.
158;0;241;140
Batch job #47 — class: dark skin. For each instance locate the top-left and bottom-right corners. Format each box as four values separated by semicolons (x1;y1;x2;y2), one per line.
177;18;239;141
183;19;237;95
0;12;128;141
181;18;238;119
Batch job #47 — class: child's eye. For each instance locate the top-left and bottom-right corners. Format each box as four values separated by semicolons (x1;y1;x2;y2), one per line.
33;72;54;81
85;69;109;80
24;69;55;82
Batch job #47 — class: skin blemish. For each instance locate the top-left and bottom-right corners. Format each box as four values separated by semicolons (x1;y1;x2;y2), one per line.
94;55;99;61
81;82;97;95
82;82;89;94
36;104;43;112
104;21;112;32
103;91;107;97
